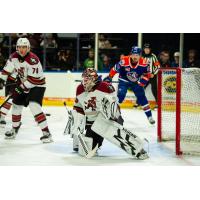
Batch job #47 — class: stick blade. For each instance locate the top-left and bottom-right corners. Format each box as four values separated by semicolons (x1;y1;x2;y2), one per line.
86;144;98;159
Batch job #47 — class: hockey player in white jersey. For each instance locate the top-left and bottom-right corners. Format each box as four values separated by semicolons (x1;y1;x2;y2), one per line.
67;68;148;159
0;37;52;143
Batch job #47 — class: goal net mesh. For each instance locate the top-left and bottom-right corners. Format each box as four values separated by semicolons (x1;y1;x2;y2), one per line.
160;68;200;155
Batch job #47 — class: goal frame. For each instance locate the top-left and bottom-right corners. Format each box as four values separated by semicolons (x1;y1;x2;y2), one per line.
157;67;182;155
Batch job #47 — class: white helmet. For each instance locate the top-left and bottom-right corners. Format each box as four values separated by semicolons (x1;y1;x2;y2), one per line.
16;37;31;55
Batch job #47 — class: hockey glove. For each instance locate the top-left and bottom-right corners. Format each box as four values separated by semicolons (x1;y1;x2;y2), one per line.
12;86;24;99
101;95;119;120
0;78;5;90
103;76;112;83
137;81;145;87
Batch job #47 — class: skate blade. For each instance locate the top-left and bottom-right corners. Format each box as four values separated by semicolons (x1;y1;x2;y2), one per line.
5;136;16;140
86;144;98;159
137;153;149;160
0;124;6;129
41;138;54;143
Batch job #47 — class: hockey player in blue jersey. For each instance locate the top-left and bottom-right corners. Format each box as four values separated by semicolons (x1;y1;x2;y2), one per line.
104;46;155;124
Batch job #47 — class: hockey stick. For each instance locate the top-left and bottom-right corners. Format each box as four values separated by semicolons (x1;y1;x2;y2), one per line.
5;82;18;87
63;101;98;158
75;80;119;83
63;101;71;135
0;94;12;109
77;127;98;159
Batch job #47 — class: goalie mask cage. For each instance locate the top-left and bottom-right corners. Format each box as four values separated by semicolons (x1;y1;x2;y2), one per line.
157;67;200;156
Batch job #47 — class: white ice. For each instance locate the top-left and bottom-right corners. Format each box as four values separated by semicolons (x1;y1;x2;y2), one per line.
0;106;200;166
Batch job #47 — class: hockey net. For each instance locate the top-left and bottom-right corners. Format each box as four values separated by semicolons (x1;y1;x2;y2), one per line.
157;67;200;155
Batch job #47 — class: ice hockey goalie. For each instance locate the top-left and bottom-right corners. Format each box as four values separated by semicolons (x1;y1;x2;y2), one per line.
66;68;149;160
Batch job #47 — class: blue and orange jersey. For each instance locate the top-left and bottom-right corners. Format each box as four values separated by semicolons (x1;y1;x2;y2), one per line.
109;55;151;86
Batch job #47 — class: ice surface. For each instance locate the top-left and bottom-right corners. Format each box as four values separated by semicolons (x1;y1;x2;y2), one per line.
0;106;199;166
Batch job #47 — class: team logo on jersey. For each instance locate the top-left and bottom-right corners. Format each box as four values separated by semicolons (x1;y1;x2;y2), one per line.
126;72;138;82
125;67;130;72
30;58;37;64
163;76;176;94
119;60;125;65
108;85;115;93
17;67;25;79
84;97;96;111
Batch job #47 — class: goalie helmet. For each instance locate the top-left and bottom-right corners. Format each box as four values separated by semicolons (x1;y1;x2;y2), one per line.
82;68;98;92
16;37;31;56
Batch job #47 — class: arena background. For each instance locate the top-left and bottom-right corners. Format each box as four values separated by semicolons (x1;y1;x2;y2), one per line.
0;33;199;108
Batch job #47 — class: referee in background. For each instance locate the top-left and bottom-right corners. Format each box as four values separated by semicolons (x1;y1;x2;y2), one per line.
134;43;160;109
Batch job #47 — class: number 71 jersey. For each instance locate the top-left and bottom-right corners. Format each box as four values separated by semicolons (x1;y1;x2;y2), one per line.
2;51;46;89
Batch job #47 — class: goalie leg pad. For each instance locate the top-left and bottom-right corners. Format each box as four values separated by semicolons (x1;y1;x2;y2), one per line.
78;136;93;157
91;113;145;158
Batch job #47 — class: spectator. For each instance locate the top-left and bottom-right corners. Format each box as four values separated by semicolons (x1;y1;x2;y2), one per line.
40;34;58;67
57;50;74;71
171;52;180;67
183;49;200;68
40;34;58;48
99;34;112;49
16;33;28;38
83;49;103;71
28;34;42;48
158;50;171;68
102;55;113;72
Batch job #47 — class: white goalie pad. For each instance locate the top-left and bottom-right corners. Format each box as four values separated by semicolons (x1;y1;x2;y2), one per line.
101;95;120;120
91;113;144;157
65;109;86;137
78;136;93;157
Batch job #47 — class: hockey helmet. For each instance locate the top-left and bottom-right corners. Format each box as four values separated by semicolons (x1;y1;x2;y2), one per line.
131;46;142;55
82;68;98;92
143;43;151;49
16;37;31;56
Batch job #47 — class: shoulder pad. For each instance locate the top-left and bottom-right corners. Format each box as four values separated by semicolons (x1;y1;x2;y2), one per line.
139;57;148;67
25;52;40;65
9;52;18;61
97;82;115;93
119;56;130;66
76;84;85;96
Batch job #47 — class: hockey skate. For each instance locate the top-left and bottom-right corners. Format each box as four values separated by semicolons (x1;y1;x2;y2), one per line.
148;116;155;125
133;103;140;108
0;118;6;126
5;124;20;139
40;132;53;143
0;114;6;126
136;149;149;160
152;104;158;110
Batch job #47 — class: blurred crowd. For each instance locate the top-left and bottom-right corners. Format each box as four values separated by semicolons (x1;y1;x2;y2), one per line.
0;33;200;71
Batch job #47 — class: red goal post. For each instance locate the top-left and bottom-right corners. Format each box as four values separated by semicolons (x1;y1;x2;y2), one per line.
157;67;200;156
